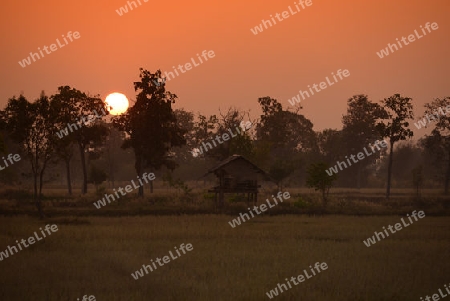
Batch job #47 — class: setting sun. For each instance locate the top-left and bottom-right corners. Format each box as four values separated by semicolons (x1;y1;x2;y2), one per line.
105;92;129;115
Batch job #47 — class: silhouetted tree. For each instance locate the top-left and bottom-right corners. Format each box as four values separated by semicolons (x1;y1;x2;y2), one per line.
256;96;317;187
389;142;423;186
103;123;127;187
113;69;186;197
51;86;109;195
172;109;196;161
306;162;337;206
0;93;57;217
0;134;4;154
379;94;414;199
316;129;343;163
421;97;450;194
341;95;385;188
89;164;107;193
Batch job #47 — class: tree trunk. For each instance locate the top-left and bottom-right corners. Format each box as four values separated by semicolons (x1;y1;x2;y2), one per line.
33;172;38;206
39;168;45;197
33;173;44;218
386;140;395;199
107;145;115;188
78;142;88;194
135;152;144;197
65;158;72;195
444;150;450;195
38;160;49;218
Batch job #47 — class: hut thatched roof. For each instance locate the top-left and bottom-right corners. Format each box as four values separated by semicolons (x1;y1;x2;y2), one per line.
204;154;268;178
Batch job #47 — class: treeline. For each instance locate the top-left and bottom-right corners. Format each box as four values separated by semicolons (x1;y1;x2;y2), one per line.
0;69;449;216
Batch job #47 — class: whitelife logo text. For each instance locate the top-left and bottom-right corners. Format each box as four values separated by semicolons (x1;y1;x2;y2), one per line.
376;22;439;59
93;173;155;209
131;243;193;280
363;211;425;247
287;69;350;107
116;0;149;16
18;31;81;68
0;224;59;262
250;0;313;35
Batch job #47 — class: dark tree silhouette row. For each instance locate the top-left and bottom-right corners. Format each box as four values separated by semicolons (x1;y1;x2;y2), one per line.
0;69;449;217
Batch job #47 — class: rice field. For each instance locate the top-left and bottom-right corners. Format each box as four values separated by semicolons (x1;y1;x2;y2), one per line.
0;214;449;300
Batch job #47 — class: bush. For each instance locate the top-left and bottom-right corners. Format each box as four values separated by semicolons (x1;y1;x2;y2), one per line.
336;198;348;210
293;196;310;209
203;192;215;201
229;194;247;203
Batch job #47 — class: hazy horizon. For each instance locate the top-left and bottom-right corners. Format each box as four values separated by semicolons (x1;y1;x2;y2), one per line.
1;0;449;135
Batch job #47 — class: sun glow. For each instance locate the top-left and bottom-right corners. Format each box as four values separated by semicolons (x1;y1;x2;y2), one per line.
105;92;129;115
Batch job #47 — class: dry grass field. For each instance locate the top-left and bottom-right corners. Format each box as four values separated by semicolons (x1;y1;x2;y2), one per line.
0;214;449;301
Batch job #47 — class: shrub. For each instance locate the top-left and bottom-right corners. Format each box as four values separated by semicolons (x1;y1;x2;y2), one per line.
293;196;310;209
229;194;247;203
336;198;348;209
306;162;337;206
203;192;215;201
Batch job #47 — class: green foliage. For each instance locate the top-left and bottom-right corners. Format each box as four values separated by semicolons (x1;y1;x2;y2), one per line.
228;194;247;203
163;172;184;190
162;172;193;203
293;196;310;208
306;162;337;205
203;192;215;201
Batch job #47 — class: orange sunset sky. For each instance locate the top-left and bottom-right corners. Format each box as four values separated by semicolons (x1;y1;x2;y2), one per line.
1;0;449;136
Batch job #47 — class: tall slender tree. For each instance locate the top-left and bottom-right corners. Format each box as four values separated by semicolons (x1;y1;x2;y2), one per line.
379;94;414;199
51;86;109;194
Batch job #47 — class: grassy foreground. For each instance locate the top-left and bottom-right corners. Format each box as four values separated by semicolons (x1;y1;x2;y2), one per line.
0;214;449;301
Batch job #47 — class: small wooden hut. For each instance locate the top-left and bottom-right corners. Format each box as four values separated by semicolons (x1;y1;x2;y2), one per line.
204;155;268;207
